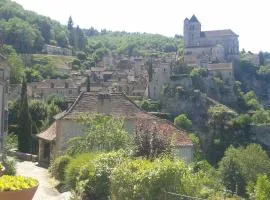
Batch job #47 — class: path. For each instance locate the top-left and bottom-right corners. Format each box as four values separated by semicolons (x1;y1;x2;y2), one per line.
16;161;71;200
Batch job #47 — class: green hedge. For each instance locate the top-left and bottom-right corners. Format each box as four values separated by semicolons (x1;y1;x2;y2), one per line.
49;155;72;182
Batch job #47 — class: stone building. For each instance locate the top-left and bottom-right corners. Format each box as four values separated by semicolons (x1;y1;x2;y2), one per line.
28;79;80;99
0;51;9;154
42;44;72;56
37;92;193;166
183;15;239;67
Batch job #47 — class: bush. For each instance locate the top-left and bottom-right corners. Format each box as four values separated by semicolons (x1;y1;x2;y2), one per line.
74;151;127;200
0;175;38;191
49;155;72;182
64;153;97;189
174;114;192;131
110;158;210;200
3;159;16;176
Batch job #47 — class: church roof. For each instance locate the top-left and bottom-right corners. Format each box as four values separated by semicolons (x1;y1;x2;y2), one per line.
201;29;238;37
189;15;199;23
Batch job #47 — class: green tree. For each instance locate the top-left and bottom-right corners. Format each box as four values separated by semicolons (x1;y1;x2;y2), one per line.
218;144;270;196
7;50;24;84
248;175;270;200
174;114;192;131
24;68;42;83
66;114;130;155
17;77;32;153
259;51;265;66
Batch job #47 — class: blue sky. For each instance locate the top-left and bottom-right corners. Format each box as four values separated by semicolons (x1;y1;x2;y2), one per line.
13;0;270;53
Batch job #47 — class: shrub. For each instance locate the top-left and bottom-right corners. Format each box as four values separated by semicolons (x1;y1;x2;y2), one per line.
49;155;72;182
110;158;208;200
64;153;97;189
74;151;128;200
3;159;16;176
174;114;192;131
0;175;38;191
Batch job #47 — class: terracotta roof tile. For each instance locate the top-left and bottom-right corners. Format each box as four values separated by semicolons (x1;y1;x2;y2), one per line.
37;122;56;141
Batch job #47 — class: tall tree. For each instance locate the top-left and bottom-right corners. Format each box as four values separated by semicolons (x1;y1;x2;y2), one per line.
67;16;76;47
67;16;73;31
18;77;32;153
259;51;265;66
86;75;90;92
76;26;87;50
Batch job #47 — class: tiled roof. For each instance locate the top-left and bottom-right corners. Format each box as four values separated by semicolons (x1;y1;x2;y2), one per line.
201;29;238;37
58;92;143;120
37;122;56;141
136;118;193;147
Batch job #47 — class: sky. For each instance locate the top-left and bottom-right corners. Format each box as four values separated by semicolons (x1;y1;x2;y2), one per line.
13;0;270;53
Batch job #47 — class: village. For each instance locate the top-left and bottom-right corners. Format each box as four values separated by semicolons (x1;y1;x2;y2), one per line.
1;4;270;199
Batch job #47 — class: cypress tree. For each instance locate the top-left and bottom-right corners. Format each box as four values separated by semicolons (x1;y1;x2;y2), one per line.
86;75;90;92
18;77;32;153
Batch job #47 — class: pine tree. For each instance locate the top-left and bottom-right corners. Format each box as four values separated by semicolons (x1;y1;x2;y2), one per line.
18;77;32;153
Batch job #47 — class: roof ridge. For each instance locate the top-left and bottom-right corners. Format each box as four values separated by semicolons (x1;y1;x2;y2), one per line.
57;91;85;120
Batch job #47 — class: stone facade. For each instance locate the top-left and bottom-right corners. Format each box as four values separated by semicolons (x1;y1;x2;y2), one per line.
42;44;72;56
183;15;239;67
28;79;80;99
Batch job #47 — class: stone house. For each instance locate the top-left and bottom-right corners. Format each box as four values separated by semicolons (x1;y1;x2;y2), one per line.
42;44;72;56
37;92;193;166
0;52;9;154
28;79;80;99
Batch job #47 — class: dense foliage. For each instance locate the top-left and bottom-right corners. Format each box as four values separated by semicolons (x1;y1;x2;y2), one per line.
218;144;270;196
0;0;69;53
66;114;131;155
174;114;192;131
49;155;72;182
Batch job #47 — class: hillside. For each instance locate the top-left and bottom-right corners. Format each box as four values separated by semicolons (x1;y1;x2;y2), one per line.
86;31;183;57
0;0;69;53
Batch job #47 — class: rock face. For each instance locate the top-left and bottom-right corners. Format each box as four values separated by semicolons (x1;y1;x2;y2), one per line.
237;73;270;108
251;125;270;152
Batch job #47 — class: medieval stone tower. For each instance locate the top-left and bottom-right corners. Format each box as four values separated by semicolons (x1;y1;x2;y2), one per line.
184;15;201;48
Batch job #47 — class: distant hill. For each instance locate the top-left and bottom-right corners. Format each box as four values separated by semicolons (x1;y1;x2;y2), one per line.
86;31;183;57
0;0;69;53
0;0;183;56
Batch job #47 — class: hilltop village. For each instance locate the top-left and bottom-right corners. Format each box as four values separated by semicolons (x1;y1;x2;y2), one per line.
1;0;270;198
